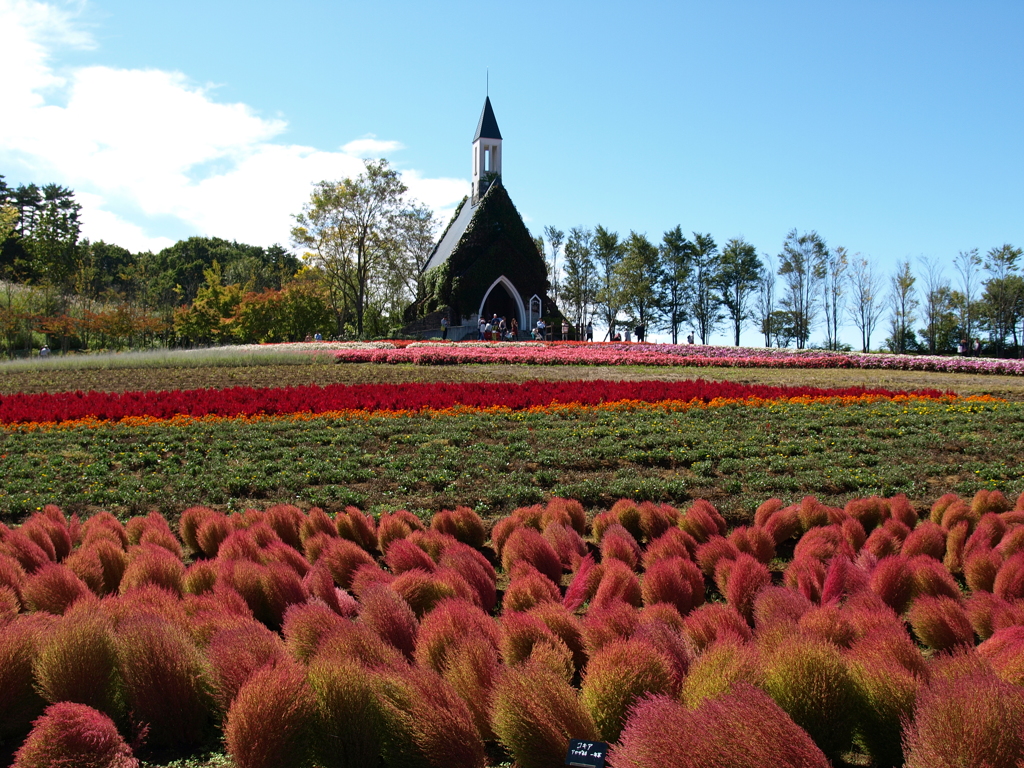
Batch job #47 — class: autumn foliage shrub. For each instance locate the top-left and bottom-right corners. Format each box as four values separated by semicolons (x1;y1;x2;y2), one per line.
12;702;137;768
0;617;49;741
611;685;830;768
23;562;91;614
681;603;751;654
114;613;214;748
562;553;601;612
783;556;826;603
678;499;726;543
694;535;739;576
368;664;486;768
501;527;562;584
728;525;776;563
716;553;770;624
641;527;697;568
206;621;287;711
359;584;418;659
306;656;380;768
491;659;597;768
760;634;858;761
33;601;122;720
870;555;915;613
641;556;704;615
438;542;497;612
505;564;561;612
680;640;761;709
335;505;377;551
119;543;185;596
281;601;348;663
1;529;52;573
385;537;436;574
224;660;317;768
431;506;486;549
581;638;674;742
908;595;974;654
180;508;215;554
416;597;499;673
591;558;642;609
599;524;641;570
903;668;1024;768
543;522;587;572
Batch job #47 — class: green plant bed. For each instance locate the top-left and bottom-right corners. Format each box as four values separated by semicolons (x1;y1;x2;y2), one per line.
0;397;1019;526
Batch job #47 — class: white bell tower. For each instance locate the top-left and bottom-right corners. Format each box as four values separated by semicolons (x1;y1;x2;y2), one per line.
472;96;502;205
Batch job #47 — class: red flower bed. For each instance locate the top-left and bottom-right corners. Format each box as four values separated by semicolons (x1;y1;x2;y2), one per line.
0;380;948;425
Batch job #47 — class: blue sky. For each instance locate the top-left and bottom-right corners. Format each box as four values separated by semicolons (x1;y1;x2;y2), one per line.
2;0;1022;344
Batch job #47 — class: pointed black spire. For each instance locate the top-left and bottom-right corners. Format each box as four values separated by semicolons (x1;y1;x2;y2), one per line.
473;97;502;141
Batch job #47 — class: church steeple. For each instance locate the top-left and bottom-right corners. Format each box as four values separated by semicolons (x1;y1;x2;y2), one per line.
472;97;502;204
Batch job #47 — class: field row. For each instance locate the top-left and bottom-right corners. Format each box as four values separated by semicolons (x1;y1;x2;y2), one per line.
0;398;1016;524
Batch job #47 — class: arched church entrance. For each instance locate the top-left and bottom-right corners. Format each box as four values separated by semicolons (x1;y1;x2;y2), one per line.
479;276;525;332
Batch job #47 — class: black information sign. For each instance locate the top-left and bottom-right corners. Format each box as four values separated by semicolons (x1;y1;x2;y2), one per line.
566;739;609;768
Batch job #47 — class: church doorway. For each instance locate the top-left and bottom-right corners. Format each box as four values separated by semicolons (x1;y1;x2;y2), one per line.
479;277;523;332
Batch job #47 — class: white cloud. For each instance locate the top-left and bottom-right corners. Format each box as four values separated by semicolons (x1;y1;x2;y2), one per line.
0;0;469;251
342;136;405;158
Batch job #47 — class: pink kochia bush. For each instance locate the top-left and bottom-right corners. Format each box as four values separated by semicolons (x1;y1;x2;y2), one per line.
609;685;830;768
12;702;137;768
9;491;1024;765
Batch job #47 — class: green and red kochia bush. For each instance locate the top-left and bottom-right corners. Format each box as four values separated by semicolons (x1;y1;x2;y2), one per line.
12;702;138;768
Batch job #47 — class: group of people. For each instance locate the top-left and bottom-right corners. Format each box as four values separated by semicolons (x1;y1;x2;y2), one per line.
957;338;983;356
610;323;648;343
477;314;519;341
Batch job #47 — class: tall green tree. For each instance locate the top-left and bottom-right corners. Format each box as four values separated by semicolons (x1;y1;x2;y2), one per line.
822;246;849;351
887;260;918;353
755;255;776;347
660;226;693;344
27;184;82;296
615;232;663;333
918;257;956;354
291;159;432;338
715;237;762;346
593;225;624;340
778;229;827;349
954;248;982;344
543;225;564;308
561;227;598;333
690;233;721;344
982;244;1023;353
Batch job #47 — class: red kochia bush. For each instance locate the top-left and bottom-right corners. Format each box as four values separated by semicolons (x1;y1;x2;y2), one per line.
384;537;436;574
592;558;642;609
439;542;497;612
642;556;704;616
224;660;317;768
783;556;827;604
908;595;975;651
717;553;770;625
501;527;562;584
728;525;776;563
206;621;288;711
335;506;377;551
431;506;487;549
505;564;561;612
416;598;500;673
563;554;601;612
1;529;52;573
119;543;185;596
390;568;458;618
994;551;1024;601
870;555;915;613
611;687;830;768
599;524;641;570
543;523;587;572
23;562;91;614
313;537;375;589
358;584;418;660
695;536;739;576
12;702;137;768
491;659;598;768
581;638;674;743
679;500;726;543
21;512;72;562
903;668;1024;768
681;603;751;654
642;527;698;568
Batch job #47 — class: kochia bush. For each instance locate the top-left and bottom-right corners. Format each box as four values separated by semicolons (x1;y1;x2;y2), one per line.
12;702;137;768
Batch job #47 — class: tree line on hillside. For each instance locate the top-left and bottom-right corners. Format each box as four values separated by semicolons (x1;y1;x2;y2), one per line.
537;224;1024;355
2;166;1021;356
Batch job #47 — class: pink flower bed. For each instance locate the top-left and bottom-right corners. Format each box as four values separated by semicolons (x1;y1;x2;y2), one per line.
324;341;1024;375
